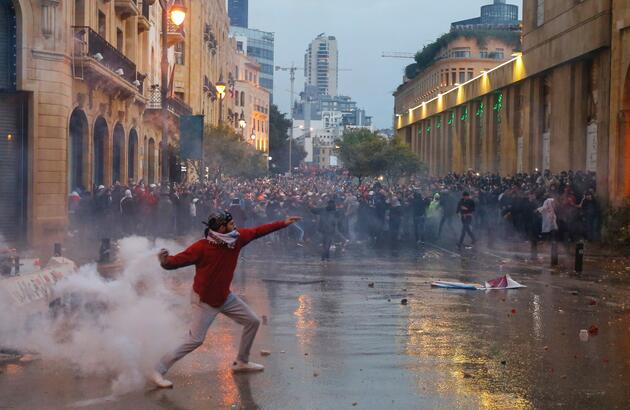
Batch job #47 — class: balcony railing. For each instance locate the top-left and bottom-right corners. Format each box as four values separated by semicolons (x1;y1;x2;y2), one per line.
167;21;185;46
72;26;144;94
115;0;140;18
146;86;192;117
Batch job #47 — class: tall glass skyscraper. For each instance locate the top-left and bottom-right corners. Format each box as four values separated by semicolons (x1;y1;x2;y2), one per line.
231;26;275;98
228;0;248;28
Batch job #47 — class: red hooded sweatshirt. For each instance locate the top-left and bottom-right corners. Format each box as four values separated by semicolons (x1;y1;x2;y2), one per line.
161;221;288;307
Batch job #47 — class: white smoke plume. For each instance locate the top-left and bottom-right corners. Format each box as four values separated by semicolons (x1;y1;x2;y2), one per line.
0;236;190;395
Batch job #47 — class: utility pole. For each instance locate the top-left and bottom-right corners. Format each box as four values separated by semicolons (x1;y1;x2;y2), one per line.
275;64;302;175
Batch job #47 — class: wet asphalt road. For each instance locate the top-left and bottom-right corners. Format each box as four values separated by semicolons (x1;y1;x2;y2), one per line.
1;242;630;409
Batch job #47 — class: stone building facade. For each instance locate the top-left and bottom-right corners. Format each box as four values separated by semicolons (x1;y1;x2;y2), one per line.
234;51;269;154
394;0;630;204
0;0;239;247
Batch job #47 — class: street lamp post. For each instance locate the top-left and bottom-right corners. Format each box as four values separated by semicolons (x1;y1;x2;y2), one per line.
159;0;186;185
238;110;246;138
215;75;226;125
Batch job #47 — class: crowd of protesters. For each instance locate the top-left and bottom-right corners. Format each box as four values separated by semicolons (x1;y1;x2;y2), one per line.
68;169;601;260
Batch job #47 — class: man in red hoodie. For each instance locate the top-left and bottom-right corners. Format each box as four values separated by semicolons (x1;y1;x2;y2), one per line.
151;211;301;388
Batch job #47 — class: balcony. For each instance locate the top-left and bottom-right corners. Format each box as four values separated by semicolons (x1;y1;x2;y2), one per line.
167;21;185;46
144;86;192;135
72;26;145;98
137;1;150;32
146;87;192;116
115;0;140;19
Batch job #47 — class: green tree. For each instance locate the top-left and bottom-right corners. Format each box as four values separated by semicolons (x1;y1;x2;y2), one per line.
382;137;426;185
268;104;306;173
337;129;425;184
203;124;267;179
337;129;388;182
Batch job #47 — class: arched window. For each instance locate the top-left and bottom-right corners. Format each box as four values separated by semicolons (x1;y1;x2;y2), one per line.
128;128;138;182
112;123;125;184
69;109;88;191
148;138;156;184
93;117;108;188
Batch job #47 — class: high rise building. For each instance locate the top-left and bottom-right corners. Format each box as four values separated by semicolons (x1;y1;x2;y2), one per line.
228;0;248;28
231;26;275;98
304;34;339;96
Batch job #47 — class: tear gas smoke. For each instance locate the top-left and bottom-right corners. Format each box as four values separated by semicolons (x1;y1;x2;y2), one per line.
0;236;190;395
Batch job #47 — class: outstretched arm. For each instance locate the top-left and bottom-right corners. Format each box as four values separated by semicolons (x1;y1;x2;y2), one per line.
158;243;201;270
239;217;302;245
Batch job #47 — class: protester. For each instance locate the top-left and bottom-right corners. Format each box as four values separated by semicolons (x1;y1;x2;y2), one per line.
456;192;476;249
151;211;301;388
68;168;601;252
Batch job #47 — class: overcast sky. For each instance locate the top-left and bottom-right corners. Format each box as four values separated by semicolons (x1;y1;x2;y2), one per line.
248;0;522;129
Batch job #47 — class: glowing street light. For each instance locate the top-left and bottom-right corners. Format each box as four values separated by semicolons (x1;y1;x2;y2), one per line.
169;0;187;26
215;77;227;95
238;111;246;129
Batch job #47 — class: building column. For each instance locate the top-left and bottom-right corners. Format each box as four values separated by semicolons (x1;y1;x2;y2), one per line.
550;65;572;173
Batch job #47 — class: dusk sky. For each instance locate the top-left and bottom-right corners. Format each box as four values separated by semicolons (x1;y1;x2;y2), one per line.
249;0;523;129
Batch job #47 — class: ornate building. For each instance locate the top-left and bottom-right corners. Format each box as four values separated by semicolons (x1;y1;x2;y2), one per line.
234;51;269;154
0;0;239;247
395;0;630;204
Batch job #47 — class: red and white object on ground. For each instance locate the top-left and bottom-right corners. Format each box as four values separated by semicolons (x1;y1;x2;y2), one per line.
483;274;526;290
431;275;526;290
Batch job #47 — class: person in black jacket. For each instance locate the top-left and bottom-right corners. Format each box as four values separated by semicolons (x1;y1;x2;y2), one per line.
311;199;338;261
456;192;476;249
412;191;429;245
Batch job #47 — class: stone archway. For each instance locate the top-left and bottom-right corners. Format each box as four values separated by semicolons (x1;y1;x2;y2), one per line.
128;128;138;183
112;123;124;184
147;138;156;184
69;108;88;191
93;117;108;188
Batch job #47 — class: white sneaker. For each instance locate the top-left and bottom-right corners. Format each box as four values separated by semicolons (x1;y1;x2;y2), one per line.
150;371;173;388
231;360;264;373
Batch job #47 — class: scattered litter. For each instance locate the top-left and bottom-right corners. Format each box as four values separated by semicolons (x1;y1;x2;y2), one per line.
588;325;599;336
313;372;319;377
571;291;579;296
352;402;358;407
280;350;286;354
579;329;589;342
260;350;271;356
387;298;391;302
500;360;507;365
588;299;597;306
462;372;473;379
401;299;408;305
304;353;309;356
511;309;517;315
431;275;526;290
368;282;374;288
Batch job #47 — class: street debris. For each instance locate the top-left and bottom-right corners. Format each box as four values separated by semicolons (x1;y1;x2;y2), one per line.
260;350;271;356
368;282;374;288
401;298;408;305
579;329;589;342
431;274;526;290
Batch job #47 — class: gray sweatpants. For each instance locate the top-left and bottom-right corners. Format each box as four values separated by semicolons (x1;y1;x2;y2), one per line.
156;292;261;375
